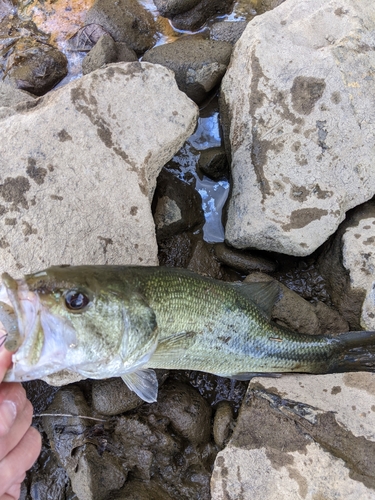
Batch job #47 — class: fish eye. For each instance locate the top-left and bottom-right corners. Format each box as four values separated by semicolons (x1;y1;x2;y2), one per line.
64;290;90;311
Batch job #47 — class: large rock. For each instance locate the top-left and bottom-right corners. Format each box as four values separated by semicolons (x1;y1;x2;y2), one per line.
4;39;67;96
143;37;232;105
0;82;36;107
85;0;156;54
0;62;198;275
211;373;375;499
318;199;375;330
154;0;235;31
153;168;205;240
221;0;375;256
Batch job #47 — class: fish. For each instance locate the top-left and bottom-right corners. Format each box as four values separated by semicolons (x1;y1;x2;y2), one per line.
1;265;375;403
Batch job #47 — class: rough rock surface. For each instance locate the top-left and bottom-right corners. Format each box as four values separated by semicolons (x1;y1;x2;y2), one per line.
92;371;169;416
221;0;375;256
0;82;36;107
187;239;223;279
153;168;204;240
245;272;349;335
153;0;201;16
4;39;67;96
92;378;144;415
342;219;375;331
82;34;118;74
209;20;248;45
40;380;215;500
318;199;375;330
85;0;156;54
213;401;233;448
0;62;198;275
115;42;138;63
198;147;229;180
211;373;375;499
143;36;232;104
43;386;127;500
154;0;235;31
214;244;277;274
148;380;212;447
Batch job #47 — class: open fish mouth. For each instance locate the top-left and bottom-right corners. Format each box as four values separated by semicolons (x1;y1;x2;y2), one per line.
0;272;77;382
0;273;34;353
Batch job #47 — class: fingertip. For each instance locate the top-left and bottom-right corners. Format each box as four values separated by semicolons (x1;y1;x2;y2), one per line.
0;400;16;437
0;347;12;381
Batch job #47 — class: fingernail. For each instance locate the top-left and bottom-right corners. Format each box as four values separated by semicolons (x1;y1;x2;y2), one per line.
0;400;17;433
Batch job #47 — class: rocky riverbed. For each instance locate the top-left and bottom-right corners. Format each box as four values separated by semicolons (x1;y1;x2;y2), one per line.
1;0;375;499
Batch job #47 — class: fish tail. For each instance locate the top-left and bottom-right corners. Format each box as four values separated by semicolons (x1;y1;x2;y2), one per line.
329;330;375;373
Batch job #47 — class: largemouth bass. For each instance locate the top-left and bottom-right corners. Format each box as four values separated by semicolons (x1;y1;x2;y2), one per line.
1;265;375;403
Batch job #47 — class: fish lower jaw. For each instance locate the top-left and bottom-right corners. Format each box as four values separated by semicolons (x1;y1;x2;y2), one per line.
4;361;63;382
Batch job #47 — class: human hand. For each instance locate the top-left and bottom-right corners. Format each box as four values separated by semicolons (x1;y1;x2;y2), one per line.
0;347;41;500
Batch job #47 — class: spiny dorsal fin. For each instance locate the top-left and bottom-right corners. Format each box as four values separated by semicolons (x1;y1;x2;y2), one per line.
231;280;282;320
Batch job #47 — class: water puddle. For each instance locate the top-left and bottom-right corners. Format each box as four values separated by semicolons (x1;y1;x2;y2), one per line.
191;108;229;243
164;95;229;243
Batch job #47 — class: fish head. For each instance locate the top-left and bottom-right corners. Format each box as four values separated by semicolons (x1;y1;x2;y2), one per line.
1;266;158;384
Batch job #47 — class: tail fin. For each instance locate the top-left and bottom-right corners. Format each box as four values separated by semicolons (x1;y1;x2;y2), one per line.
329;330;375;373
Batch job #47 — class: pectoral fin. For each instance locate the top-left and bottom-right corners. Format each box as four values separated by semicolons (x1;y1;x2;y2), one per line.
121;368;158;403
145;331;197;367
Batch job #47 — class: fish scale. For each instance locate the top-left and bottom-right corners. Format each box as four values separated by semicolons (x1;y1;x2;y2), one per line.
2;265;375;402
136;267;336;375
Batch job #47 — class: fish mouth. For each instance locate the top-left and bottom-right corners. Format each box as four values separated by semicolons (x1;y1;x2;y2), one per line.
0;272;77;382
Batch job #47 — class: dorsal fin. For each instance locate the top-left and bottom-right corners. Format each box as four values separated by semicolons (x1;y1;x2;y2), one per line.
231;280;282;320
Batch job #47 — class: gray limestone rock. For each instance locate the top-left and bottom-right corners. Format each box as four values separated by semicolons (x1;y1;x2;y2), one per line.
318;199;375;331
0;82;36;107
209;21;248;45
82;34;118;74
80;33;138;75
85;0;156;54
211;373;375;499
0;62;198;275
221;0;375;256
143;36;232;104
115;42;138;63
